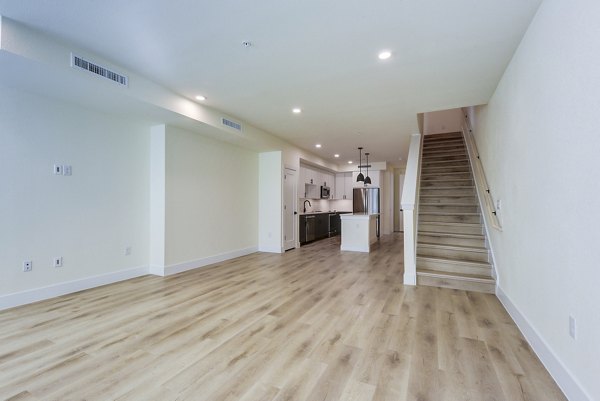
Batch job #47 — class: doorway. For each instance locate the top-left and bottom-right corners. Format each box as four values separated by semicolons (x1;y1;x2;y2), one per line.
283;168;297;250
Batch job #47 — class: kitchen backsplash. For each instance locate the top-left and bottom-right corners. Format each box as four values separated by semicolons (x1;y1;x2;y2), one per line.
298;198;352;213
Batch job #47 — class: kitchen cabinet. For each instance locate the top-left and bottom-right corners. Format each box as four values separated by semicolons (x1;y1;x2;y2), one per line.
300;165;336;198
335;174;345;199
315;214;329;240
322;172;334;188
335;172;353;200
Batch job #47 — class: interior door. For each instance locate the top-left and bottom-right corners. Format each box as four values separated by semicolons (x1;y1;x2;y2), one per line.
283;168;296;250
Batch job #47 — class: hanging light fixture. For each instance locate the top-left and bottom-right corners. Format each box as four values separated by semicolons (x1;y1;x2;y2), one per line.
364;152;372;184
356;147;364;182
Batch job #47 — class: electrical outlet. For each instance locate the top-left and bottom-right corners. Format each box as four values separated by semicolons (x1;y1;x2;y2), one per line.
54;164;63;175
23;260;32;272
496;199;502;210
53;257;63;268
569;316;576;339
63;165;72;176
125;246;132;256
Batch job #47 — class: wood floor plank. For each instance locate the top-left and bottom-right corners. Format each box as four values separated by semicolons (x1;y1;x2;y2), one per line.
0;234;566;401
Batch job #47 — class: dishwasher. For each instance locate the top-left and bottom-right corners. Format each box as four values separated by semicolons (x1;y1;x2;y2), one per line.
304;215;316;242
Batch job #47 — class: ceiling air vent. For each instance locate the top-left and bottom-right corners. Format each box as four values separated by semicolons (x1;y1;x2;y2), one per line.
222;117;242;131
71;54;128;87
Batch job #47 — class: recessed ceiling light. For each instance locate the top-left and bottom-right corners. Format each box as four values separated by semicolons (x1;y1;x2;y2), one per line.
315;144;322;148
378;50;392;60
334;154;340;158
195;95;206;101
348;161;353;164
292;108;302;114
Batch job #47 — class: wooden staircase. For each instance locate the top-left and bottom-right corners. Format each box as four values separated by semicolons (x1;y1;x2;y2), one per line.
417;132;495;293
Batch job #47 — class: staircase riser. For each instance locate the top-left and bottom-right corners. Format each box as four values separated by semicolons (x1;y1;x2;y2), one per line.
422;154;469;162
417;275;495;293
421;188;475;196
423;142;465;150
424;135;463;142
420;205;479;213
422;160;469;168
424;132;463;140
418;248;489;263
421;166;471;174
423;148;467;155
421;173;472;180
418;235;485;248
419;223;484;235
417;258;490;275
420;214;481;224
421;180;473;187
419;196;477;204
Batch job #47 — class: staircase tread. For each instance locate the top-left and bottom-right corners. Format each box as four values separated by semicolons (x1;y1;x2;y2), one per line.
417;255;491;267
418;242;488;252
423;141;464;145
421;186;475;190
425;178;473;182
427;158;469;163
418;221;483;227
420;202;478;206
420;211;480;216
416;269;494;282
418;231;485;239
421;167;471;172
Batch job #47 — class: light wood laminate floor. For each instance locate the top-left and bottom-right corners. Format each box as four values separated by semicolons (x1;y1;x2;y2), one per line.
0;234;566;401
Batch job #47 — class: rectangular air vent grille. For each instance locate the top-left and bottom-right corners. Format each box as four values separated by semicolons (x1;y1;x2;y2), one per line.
71;54;128;86
222;118;242;131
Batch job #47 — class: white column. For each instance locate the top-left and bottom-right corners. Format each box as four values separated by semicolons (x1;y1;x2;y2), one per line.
401;133;423;285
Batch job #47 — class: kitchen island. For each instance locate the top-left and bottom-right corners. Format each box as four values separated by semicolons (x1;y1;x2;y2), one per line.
340;213;378;252
299;211;352;245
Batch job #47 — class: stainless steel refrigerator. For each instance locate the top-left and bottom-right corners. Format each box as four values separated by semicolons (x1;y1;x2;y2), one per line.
353;187;380;237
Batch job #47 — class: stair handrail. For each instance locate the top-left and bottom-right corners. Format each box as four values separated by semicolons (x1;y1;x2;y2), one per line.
401;132;424;285
461;110;502;231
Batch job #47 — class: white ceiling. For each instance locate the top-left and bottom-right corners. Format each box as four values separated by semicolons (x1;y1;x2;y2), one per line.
0;0;542;166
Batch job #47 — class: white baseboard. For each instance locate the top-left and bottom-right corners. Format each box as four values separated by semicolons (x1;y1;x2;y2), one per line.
0;265;149;311
496;285;592;401
258;245;283;254
156;246;258;276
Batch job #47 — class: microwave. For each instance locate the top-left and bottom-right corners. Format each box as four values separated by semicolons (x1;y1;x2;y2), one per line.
320;186;331;199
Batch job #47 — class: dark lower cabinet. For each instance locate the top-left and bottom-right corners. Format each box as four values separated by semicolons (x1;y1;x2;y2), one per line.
299;215;306;243
300;212;345;245
315;214;328;239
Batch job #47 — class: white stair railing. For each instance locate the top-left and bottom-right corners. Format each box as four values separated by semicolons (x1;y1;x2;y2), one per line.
401;133;423;285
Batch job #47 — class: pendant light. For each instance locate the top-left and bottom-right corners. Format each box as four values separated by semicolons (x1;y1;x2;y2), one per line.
364;153;372;185
356;147;365;182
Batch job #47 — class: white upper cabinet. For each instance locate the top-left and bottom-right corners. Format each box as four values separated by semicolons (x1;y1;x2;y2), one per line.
335;172;353;200
335;174;345;199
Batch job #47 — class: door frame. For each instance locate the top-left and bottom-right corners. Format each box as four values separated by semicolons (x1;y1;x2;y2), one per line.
283;167;297;250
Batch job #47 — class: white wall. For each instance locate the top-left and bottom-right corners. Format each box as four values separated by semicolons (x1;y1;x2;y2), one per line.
423;108;463;135
471;1;600;399
164;126;258;266
0;87;150;298
258;151;282;252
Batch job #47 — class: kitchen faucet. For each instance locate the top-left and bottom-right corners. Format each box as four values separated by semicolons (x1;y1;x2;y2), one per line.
303;199;311;213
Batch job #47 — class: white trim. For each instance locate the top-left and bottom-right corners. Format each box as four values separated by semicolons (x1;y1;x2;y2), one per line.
259;245;284;254
159;246;258;276
403;272;417;285
496;285;592;401
148;264;165;277
0;266;149;311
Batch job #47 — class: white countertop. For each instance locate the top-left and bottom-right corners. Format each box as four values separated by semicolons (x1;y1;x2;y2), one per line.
299;211;352;216
340;213;380;219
